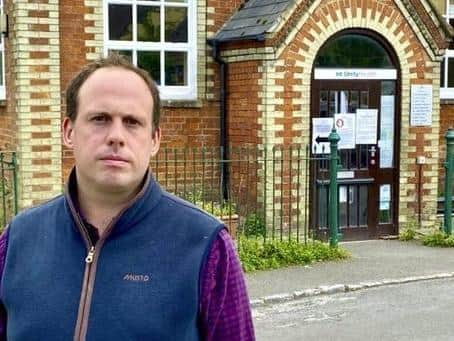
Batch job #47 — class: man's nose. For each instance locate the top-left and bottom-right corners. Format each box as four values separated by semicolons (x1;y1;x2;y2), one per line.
106;120;125;146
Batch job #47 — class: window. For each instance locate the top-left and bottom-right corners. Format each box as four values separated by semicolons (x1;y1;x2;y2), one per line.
440;0;454;99
104;0;197;101
315;34;394;68
0;0;5;100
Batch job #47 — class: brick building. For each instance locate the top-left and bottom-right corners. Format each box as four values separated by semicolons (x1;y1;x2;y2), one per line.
0;0;452;239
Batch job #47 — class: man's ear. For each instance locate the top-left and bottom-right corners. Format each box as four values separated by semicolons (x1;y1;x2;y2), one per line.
150;127;161;157
62;117;74;148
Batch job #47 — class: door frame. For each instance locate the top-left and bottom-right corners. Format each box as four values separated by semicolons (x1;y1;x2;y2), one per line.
309;29;401;240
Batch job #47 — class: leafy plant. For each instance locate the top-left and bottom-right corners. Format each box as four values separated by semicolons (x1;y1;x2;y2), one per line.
399;218;418;241
422;231;454;247
399;228;416;241
238;237;350;272
241;213;266;237
181;190;236;216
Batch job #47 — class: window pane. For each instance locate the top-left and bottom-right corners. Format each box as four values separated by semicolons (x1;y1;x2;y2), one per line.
349;91;358;112
138;51;161;85
315;34;393;68
165;7;187;42
348;186;358;227
359;185;367;226
360;91;368;108
320;90;328;116
318;186;328;229
109;5;132;41
108;49;132;63
137;6;160;42
165;52;187;85
339;186;348;228
448;58;454;87
165;0;187;3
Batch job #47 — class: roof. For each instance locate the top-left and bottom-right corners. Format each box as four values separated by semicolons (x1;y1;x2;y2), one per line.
211;0;295;43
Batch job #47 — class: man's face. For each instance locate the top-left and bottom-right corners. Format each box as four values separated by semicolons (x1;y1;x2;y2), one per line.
63;67;160;196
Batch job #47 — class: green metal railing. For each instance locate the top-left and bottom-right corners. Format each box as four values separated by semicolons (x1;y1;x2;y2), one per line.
0;152;18;228
154;137;340;245
444;128;454;235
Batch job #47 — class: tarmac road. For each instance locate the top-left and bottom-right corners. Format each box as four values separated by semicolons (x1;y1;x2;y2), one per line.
253;277;454;341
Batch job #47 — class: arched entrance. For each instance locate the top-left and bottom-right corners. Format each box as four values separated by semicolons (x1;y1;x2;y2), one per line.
310;29;400;240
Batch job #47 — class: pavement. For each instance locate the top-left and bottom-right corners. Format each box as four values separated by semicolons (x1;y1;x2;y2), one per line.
245;239;454;307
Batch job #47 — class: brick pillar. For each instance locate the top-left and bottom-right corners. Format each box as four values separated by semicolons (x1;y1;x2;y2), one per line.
10;1;62;208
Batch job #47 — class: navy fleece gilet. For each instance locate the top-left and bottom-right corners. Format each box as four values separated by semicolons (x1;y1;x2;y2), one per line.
1;177;223;340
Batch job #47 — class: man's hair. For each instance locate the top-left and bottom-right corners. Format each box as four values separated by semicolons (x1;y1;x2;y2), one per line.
65;54;161;131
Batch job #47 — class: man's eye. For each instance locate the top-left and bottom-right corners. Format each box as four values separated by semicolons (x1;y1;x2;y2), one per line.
92;115;107;122
125;118;140;126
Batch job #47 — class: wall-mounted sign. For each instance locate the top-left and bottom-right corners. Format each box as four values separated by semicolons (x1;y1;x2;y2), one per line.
356;109;378;144
314;68;397;80
410;84;432;126
334;113;355;149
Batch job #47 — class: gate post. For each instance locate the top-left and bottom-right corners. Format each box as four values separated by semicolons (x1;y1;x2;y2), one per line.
329;128;340;247
444;128;454;235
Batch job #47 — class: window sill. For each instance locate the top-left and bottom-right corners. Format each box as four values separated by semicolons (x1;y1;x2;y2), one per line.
161;100;203;108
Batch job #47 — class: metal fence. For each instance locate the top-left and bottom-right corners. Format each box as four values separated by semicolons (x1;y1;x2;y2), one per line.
153;145;331;244
0;152;18;228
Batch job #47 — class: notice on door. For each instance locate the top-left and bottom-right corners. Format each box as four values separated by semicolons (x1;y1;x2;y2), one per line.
312;117;333;154
410;84;432;126
334;113;356;149
356;109;378;144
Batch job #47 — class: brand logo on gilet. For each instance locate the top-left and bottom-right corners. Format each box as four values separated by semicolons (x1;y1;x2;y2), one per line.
123;274;151;282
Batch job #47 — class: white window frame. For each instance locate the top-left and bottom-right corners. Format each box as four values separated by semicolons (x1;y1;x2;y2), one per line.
103;0;197;101
441;0;454;99
0;0;5;100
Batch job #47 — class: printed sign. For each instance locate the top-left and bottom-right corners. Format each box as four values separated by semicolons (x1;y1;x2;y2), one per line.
356;109;378;144
314;68;397;80
410;84;432;126
312;117;333;154
334;113;356;149
380;95;395;168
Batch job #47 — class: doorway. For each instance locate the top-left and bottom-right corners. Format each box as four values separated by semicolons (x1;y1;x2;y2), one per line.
310;31;400;240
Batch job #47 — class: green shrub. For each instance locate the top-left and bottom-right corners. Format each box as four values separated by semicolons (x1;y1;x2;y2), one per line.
422;231;454;247
399;228;416;241
238;237;350;272
242;213;266;237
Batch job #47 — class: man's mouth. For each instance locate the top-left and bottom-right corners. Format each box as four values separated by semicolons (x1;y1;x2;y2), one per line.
100;155;129;166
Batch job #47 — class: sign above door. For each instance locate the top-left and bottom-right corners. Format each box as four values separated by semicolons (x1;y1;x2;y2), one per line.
314;68;397;80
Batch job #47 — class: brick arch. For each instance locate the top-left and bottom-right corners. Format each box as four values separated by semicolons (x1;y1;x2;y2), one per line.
263;0;440;227
268;0;440;228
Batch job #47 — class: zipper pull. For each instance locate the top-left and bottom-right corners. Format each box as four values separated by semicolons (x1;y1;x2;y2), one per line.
85;246;95;263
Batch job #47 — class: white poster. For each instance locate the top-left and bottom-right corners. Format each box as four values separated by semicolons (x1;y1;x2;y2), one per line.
312;117;333;154
410;84;432;126
379;184;391;210
356;109;378;144
334;113;356;149
380;95;395;168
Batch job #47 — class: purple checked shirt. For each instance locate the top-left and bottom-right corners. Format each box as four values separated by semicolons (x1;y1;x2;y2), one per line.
0;227;255;340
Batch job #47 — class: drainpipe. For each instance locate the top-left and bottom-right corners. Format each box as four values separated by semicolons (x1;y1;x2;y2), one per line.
209;40;229;201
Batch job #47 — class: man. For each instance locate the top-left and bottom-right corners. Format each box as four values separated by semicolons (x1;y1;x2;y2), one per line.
0;55;255;340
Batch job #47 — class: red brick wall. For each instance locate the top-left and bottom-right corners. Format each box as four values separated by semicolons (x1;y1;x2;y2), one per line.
60;0;90;180
226;61;261;147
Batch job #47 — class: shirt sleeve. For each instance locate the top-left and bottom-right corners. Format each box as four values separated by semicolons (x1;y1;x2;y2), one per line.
198;228;255;341
0;227;9;340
